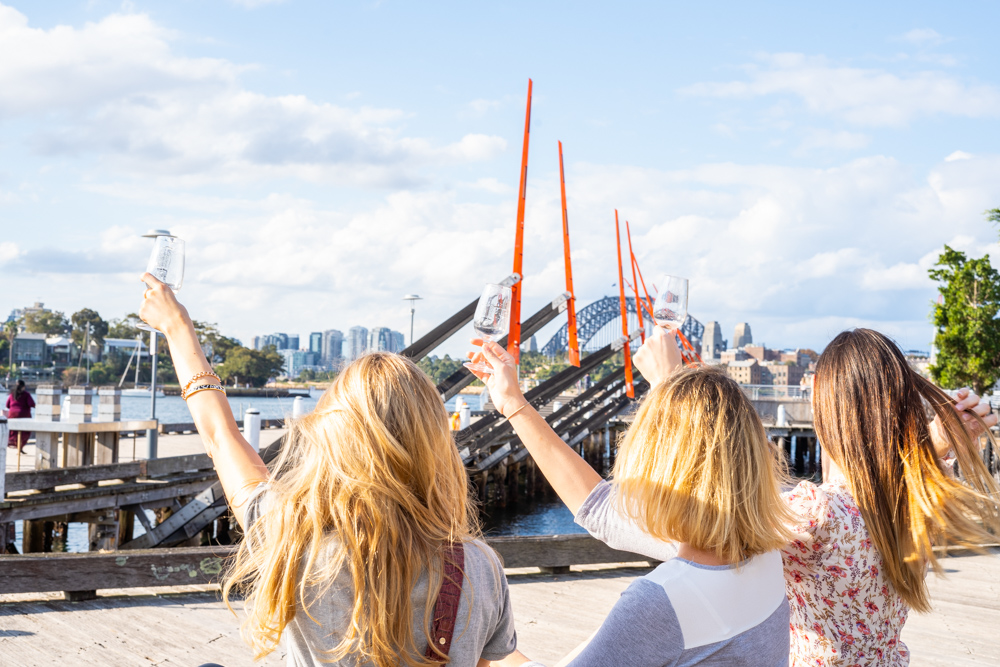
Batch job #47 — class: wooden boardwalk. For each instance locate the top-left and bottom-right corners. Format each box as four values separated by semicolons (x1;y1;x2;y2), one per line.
1;549;998;666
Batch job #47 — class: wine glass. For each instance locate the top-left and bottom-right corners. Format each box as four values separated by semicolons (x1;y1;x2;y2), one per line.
465;283;512;374
652;275;688;331
137;235;185;332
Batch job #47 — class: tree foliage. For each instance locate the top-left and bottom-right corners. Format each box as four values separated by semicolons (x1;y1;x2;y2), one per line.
23;310;69;336
71;308;109;348
215;345;285;387
108;314;144;340
194;320;241;365
417;354;465;384
928;245;1000;394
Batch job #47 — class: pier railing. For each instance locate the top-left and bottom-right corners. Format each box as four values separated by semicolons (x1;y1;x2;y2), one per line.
0;534;653;598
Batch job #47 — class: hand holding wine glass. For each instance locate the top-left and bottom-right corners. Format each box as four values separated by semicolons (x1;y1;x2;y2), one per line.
138;235;185;333
464;283;512;374
138;273;192;339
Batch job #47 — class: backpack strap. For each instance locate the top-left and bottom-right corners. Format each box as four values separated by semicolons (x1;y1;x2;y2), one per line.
425;542;466;661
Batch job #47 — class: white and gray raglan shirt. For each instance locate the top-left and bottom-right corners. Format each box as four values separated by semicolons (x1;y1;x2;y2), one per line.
560;480;791;667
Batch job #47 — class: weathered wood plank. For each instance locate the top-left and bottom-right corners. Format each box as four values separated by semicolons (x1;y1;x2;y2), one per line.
4;453;215;495
0;534;648;594
0;475;216;522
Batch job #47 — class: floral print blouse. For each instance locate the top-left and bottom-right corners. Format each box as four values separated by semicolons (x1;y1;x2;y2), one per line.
782;480;910;666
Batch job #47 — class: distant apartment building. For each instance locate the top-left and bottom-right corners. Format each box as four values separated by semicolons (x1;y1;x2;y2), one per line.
348;326;368;360
780;350;809;366
727;359;761;385
12;334;47;365
743;344;780;362
733;322;753;349
278;349;319;379
309;332;323;355
719;348;749;364
255;333;290;351
702;321;726;359
288;334;300;351
369;327;407;353
322;329;344;366
8;302;51;328
760;361;805;386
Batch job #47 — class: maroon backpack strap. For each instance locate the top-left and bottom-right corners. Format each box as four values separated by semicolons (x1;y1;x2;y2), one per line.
425;542;466;661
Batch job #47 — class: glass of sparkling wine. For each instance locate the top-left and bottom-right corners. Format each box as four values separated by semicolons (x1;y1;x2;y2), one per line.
137;235;185;332
652;275;688;331
465;283;512;374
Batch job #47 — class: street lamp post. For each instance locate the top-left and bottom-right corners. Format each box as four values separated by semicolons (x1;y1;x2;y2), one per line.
402;294;423;347
141;229;171;459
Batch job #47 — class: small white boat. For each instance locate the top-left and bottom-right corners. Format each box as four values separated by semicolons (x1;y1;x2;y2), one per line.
121;388;166;398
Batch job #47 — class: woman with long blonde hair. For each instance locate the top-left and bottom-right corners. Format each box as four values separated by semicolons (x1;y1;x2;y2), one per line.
470;333;796;666
140;274;517;667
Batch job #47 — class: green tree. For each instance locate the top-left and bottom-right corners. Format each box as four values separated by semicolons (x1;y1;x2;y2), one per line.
108;314;143;340
928;245;1000;394
193;321;240;365
417;354;465;384
3;318;19;374
23;310;69;336
71;309;109;349
215;346;285;387
988;207;1000;228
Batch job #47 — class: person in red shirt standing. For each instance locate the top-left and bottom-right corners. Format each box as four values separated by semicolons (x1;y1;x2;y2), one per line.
6;380;34;452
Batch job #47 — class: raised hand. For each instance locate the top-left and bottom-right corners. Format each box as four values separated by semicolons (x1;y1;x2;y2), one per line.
929;388;998;459
632;325;683;388
138;272;191;338
465;339;528;418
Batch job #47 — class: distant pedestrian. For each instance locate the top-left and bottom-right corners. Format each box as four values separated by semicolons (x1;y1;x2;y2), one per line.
6;380;34;452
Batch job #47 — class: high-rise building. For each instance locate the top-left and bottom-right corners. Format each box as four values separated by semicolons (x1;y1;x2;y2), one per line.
309;332;323;355
251;335;261;350
278;349;320;379
348;326;368;360
288;334;300;351
254;333;288;350
702;322;726;359
733;322;753;349
368;327;407;353
528;335;538;353
391;331;405;353
322;329;344;366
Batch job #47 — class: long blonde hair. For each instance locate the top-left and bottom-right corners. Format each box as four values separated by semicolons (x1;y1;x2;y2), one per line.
613;365;796;564
815;329;1000;612
224;353;480;665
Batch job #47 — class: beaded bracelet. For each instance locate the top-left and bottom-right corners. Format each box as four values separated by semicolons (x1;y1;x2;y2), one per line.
184;383;227;401
182;371;221;398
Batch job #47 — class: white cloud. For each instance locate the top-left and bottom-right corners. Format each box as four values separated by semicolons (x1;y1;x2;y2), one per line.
0;241;21;264
0;4;505;186
945;150;972;162
898;29;948;48
796;128;871;153
680;52;1000;126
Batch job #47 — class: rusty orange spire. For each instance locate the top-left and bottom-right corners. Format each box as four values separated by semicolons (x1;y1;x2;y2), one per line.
634;259;656;321
507;78;532;365
615;210;635;398
625;220;646;343
558;141;580;367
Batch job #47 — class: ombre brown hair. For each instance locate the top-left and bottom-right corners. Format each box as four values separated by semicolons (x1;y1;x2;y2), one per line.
613;365;796;564
223;352;481;665
814;329;1000;612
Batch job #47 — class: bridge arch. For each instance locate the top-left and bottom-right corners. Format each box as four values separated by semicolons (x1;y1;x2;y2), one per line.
541;296;704;356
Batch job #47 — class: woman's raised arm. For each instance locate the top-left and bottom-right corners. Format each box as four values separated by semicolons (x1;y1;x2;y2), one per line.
139;273;269;526
469;340;601;515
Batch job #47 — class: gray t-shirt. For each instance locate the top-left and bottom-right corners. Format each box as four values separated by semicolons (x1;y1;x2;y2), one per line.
566;481;790;667
245;488;517;666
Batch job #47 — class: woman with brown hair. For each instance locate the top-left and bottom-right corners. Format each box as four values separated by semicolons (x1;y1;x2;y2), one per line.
140;274;517;667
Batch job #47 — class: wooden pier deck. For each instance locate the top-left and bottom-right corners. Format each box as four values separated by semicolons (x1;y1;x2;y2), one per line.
1;548;997;666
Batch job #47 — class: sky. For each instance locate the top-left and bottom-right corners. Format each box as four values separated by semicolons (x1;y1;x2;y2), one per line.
1;0;999;357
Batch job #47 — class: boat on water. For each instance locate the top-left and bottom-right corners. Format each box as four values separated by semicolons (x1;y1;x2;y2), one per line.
121;388;166;398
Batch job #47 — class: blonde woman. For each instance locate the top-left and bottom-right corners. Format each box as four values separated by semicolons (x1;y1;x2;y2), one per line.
140;274;517;667
471;335;796;666
501;327;1000;666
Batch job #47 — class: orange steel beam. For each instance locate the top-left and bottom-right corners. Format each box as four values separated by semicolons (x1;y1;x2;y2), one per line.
625;220;646;343
507;79;533;365
615;210;635;398
558;140;580;367
633;259;656;321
